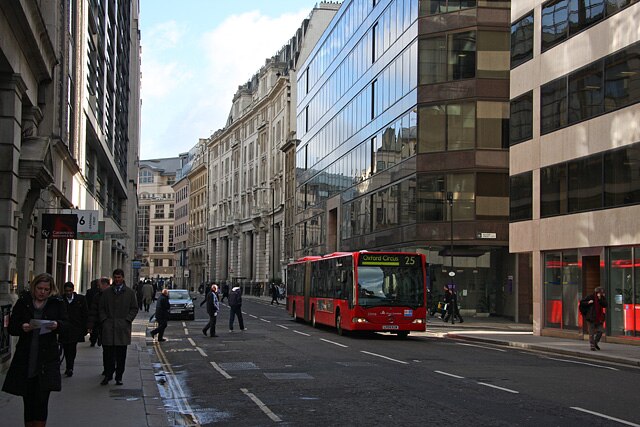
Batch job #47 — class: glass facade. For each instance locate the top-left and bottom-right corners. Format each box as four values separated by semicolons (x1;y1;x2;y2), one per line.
609;247;640;337
543;251;581;330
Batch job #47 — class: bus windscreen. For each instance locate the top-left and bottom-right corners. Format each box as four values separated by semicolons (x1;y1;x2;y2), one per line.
357;254;424;308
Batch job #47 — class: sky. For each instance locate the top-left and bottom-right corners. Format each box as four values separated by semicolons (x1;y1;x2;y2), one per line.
139;0;323;160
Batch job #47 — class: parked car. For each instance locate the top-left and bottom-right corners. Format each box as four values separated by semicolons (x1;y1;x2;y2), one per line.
167;289;196;320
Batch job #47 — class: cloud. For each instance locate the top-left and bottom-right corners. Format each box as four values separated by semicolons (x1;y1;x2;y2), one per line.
141;8;310;158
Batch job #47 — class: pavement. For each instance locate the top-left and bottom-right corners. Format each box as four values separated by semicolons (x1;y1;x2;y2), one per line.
0;297;638;427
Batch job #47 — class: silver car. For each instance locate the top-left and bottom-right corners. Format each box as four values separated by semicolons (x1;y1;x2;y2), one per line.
167;289;196;320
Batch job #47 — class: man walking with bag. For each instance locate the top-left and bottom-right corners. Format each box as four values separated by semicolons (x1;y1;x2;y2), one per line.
202;284;219;337
150;288;170;342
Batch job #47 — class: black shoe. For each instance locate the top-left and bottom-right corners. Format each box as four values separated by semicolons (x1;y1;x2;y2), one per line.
595;344;601;350
202;329;207;336
211;334;218;337
115;380;123;385
90;343;95;347
459;319;464;323
151;331;157;339
65;369;73;377
158;338;167;342
100;377;110;385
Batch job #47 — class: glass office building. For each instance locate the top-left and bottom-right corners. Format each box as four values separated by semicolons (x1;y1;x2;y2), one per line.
509;0;640;341
295;0;516;318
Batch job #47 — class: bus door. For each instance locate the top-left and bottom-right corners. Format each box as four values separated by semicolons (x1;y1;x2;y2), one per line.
304;261;312;322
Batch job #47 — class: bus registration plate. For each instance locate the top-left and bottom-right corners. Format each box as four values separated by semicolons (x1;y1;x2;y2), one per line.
382;325;399;330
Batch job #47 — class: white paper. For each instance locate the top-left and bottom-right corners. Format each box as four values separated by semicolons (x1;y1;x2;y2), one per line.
29;319;54;334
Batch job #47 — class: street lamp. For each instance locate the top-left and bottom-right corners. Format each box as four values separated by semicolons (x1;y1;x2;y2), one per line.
257;187;275;290
446;191;455;325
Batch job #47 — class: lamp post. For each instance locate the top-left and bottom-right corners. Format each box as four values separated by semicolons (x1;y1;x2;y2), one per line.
257;187;275;290
446;191;455;325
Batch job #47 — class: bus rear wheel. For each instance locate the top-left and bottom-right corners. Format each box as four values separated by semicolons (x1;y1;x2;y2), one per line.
336;312;343;336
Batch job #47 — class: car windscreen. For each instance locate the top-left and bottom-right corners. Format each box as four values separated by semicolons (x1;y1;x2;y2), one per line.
168;291;190;300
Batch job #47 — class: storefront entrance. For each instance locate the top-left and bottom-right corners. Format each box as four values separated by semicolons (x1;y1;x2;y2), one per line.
609;247;640;338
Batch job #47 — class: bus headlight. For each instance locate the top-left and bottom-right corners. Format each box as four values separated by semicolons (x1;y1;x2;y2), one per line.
352;317;369;323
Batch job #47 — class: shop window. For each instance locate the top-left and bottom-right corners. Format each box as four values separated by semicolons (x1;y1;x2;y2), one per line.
543;250;581;330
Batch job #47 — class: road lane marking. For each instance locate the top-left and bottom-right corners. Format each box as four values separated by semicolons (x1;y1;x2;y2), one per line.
544;357;619;371
241;388;282;422
571;407;640;426
294;330;311;336
196;347;207;357
154;342;201;425
360;350;409;365
456;342;506;352
182;322;187;327
320;338;348;348
210;361;232;379
434;370;465;379
249;314;258;318
260;318;271;323
478;382;519;394
187;338;196;346
184;328;189;335
277;324;289;329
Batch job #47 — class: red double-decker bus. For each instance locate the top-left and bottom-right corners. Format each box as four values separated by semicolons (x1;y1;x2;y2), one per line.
286;251;427;336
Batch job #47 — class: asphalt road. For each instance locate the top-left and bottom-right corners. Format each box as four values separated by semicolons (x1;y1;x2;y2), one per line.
150;297;640;427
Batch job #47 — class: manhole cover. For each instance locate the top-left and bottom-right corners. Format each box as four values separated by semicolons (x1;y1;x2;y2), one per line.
264;373;314;380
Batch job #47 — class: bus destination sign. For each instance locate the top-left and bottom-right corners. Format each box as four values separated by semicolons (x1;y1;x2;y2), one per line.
359;253;418;267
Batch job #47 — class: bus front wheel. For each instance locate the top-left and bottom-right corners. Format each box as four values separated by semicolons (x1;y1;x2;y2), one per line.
336;312;343;336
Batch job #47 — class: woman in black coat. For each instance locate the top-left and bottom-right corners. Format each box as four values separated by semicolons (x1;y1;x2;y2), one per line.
2;273;67;426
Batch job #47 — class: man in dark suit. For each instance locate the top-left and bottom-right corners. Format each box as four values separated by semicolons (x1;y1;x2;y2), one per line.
59;282;89;377
99;269;138;386
150;288;170;342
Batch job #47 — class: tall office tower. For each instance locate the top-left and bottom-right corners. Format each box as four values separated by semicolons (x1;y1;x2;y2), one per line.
509;0;640;340
295;0;515;318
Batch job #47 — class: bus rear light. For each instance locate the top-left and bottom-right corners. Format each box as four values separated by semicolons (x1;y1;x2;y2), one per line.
412;318;425;324
352;317;369;323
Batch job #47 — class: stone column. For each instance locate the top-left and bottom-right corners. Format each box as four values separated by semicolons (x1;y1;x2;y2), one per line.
0;74;26;299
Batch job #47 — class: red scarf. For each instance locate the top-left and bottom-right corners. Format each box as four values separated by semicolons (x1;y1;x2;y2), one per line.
594;296;604;323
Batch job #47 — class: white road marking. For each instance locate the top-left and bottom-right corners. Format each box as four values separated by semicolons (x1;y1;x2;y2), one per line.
249;314;258;319
434;370;465;379
210;361;232;379
477;382;519;394
187;338;196;346
196;347;207;357
294;330;311;336
154;343;201;425
544;356;619;371
184;328;189;335
456;342;506;352
241;388;282;422
260;318;271;323
320;338;348;348
277;324;289;330
571;407;640;426
181;322;187;327
360;350;409;365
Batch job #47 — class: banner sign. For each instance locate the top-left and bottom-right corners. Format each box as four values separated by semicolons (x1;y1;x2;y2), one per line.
41;214;77;239
62;209;99;238
78;221;105;241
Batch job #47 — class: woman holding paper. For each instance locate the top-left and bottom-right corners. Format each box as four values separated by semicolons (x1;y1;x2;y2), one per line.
2;273;67;427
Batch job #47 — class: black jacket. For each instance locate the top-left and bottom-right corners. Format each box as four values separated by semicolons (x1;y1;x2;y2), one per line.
2;293;67;396
228;287;242;307
155;293;170;322
580;293;608;323
206;291;219;316
59;293;89;343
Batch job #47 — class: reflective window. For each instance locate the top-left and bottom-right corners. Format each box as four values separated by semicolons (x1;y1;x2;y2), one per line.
540;77;567;135
509;172;533;222
543;250;581;330
568;63;603;124
419;36;447;84
540;163;567;217
605;43;640;111
420;0;477;15
447;103;476;151
476;173;509;218
567;155;603;212
449;31;476;80
541;0;569;52
511;12;534;68
417;175;446;221
568;0;605;36
604;143;640;207
509;91;533;145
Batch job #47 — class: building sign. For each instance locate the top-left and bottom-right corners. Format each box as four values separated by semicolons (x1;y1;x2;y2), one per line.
477;232;497;239
41;214;77;239
62;209;99;239
132;260;142;270
77;221;105;241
